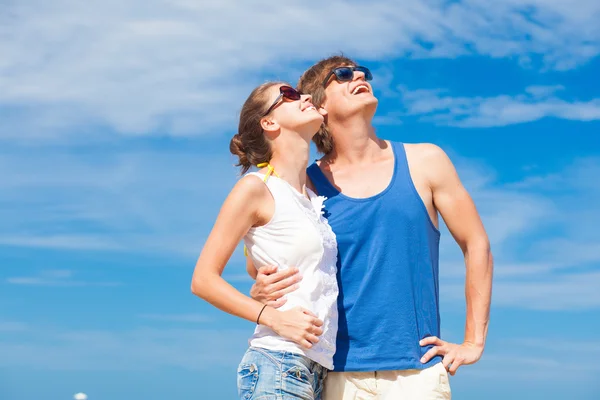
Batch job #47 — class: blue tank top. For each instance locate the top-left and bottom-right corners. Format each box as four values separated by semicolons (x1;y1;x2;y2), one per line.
307;141;442;372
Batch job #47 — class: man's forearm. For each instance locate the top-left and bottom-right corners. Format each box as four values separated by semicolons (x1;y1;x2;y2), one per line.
463;241;493;348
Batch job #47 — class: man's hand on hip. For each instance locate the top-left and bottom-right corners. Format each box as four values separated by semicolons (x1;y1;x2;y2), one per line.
419;336;484;376
250;265;302;308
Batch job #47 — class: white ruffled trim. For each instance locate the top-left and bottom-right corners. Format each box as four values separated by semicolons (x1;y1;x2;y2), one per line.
310;194;327;217
284;187;339;361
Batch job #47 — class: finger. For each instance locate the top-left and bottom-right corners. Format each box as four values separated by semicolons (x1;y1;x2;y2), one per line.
309;326;324;336
300;308;318;318
448;356;463;376
299;339;313;349
420;346;441;364
448;364;459;376
264;267;300;285
269;284;300;300
269;274;302;294
266;297;287;309
305;333;320;344
420;336;443;347
256;265;278;276
442;353;454;371
311;317;324;327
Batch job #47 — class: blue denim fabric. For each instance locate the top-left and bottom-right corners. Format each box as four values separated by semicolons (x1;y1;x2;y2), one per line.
237;347;328;400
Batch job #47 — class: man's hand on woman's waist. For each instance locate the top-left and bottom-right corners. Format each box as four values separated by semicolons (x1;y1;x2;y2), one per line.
250;265;302;308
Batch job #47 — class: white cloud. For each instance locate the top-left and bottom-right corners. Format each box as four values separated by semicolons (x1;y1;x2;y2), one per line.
0;321;28;332
0;235;125;251
6;269;121;287
444;271;600;310
0;323;250;371
0;149;243;260
137;314;212;323
439;156;555;264
396;85;600;127
1;0;599;138
2;148;598;311
440;157;600;310
509;338;600;354
468;352;593;382
461;337;600;385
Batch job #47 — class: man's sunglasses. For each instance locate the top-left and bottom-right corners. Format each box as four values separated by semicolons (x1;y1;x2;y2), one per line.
322;66;373;87
263;86;303;116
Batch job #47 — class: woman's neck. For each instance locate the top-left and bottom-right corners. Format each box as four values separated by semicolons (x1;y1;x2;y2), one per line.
268;136;310;195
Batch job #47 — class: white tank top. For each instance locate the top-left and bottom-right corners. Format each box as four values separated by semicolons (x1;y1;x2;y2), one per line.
244;172;339;369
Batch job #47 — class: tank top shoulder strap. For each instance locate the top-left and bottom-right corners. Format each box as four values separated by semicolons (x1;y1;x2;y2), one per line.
306;162;339;198
245;171;293;206
390;141;413;189
392;141;407;167
246;171;272;183
245;170;275;189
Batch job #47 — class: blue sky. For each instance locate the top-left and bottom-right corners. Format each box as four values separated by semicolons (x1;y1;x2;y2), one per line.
1;1;600;399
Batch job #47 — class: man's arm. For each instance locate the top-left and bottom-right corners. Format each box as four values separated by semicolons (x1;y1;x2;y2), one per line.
245;258;302;308
419;144;493;375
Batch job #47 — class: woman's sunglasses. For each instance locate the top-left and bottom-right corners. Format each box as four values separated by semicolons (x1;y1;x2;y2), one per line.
263;86;303;116
322;66;373;87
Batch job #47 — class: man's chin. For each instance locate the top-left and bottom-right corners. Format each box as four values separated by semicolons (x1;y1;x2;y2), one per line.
352;98;378;116
326;98;378;120
352;95;378;108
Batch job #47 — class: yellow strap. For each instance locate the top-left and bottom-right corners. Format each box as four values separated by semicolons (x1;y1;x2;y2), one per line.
244;162;279;257
256;162;279;181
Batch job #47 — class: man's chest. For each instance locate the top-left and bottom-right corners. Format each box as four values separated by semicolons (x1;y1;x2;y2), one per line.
324;161;394;199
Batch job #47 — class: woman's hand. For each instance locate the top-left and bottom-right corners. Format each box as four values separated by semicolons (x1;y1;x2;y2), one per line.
261;306;323;349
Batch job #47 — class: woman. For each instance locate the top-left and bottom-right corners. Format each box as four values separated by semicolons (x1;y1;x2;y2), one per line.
191;82;339;400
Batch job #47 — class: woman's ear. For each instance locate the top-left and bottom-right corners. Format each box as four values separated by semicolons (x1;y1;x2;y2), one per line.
261;117;280;139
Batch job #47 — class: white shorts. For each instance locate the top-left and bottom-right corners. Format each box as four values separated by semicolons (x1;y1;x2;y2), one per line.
323;362;451;399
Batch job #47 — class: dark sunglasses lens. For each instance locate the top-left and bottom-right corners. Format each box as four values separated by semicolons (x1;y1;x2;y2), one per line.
281;87;301;100
334;67;354;81
356;67;373;81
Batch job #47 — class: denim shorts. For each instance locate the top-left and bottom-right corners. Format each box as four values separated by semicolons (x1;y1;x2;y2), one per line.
237;346;328;400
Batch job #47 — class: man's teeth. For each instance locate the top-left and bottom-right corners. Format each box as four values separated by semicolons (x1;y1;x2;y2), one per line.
352;85;369;95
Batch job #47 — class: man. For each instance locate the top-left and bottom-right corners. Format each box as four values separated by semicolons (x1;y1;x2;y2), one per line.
249;55;493;399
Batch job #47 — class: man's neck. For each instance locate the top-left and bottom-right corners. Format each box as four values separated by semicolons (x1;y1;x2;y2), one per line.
326;116;385;165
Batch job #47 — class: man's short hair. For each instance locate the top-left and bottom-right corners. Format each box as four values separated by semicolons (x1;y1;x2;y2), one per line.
297;55;357;155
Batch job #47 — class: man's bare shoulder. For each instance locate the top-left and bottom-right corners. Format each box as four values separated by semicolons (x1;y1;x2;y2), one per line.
403;143;457;186
403;143;450;165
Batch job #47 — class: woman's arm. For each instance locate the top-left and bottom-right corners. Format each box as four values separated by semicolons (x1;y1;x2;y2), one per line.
191;175;322;348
